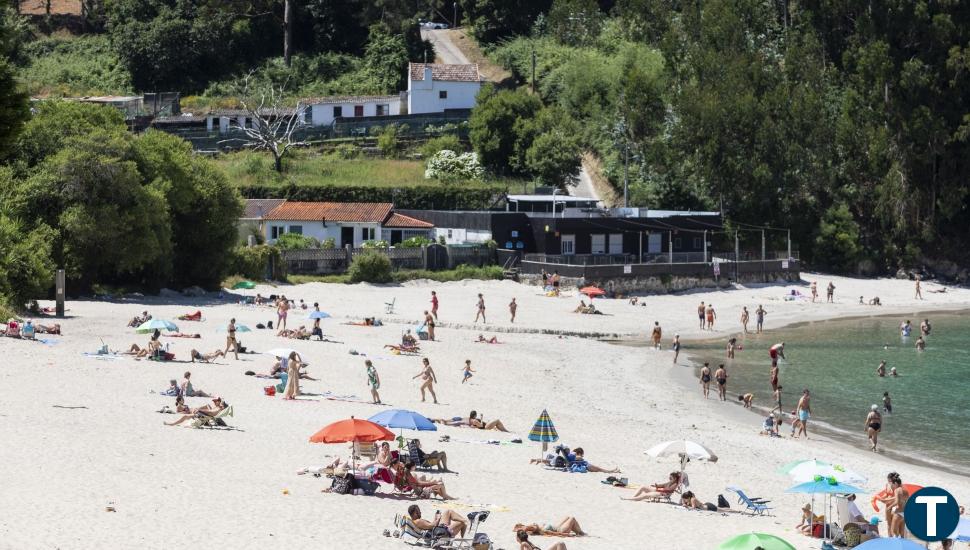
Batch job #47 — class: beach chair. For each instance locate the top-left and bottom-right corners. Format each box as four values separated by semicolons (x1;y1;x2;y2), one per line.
385;298;396;314
392;514;450;548
725;486;772;515
356;441;379;461
407;439;442;471
436;511;493;550
191;406;234;429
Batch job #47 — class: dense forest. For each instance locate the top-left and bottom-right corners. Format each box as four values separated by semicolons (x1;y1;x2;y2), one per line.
2;0;970;309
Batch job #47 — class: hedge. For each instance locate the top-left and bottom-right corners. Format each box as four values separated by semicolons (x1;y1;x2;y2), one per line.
227;245;284;280
237;183;504;210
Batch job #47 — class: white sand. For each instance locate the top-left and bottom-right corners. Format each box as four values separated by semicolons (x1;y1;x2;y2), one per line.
1;272;967;549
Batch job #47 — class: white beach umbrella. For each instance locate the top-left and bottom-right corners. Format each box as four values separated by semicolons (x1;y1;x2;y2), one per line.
786;461;867;485
645;440;718;469
264;348;300;359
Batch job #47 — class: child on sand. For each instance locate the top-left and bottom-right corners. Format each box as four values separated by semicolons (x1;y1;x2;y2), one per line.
461;360;475;384
738;393;754;408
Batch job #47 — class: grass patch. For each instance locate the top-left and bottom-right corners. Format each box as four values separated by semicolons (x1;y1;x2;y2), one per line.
286;264;503;285
20;34;133;97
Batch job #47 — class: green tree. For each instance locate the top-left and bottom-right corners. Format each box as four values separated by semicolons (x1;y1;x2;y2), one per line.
460;0;552;45
469;88;542;175
814;204;862;272
16;100;126;167
0;57;28;161
363;24;410;92
516;107;582;186
546;0;603;46
0;214;56;309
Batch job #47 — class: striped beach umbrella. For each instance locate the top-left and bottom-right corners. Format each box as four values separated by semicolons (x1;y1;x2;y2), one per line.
529;409;559;457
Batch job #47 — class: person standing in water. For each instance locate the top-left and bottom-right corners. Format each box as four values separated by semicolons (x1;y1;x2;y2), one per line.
771;385;783;414
697;301;706;329
865;404;882;451
671;334;681;364
769;342;786;367
900;320;912;337
509;298;517;323
413;358;438;403
876;360;887;377
755;305;767;333
699;362;712;398
770;363;780;392
915;274;923;300
796;389;812;438
826;281;835;303
882;391;892;414
651;322;662;350
714;364;728;401
920;318;931;336
706;304;717;330
915;336;926;351
726;337;737;359
365;359;381;404
740;306;750;333
474;294;486;323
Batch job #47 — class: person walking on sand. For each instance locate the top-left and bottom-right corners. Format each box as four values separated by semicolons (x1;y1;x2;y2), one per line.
697;301;706;330
672;334;681;363
509;298;517;323
915;274;923;300
755;305;767;333
827;282;835;303
796;389;811;438
282;351;301;400
700;362;712;398
810;281;818;302
740;306;750;333
769;342;785;367
461;359;475;384
876;360;887;377
883;391;893;414
865;404;882;451
365;360;381;404
770;363;780;392
430;290;439;321
423;310;435;341
225;318;239;360
651;322;662;349
413;358;438;403
714;364;728;400
474;294;486;323
706;304;717;330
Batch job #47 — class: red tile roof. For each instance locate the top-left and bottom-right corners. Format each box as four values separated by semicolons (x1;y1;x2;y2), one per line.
384;212;434;229
264;202;393;223
242;199;286;219
302;95;399;105
409;63;481;83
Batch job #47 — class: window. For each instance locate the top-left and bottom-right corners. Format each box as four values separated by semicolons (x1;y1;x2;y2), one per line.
674;237;682;249
270;226;282;240
439;90;448;99
561;235;576;255
288;225;303;235
354;105;364;117
693;237;702;249
447;229;453;238
376;104;389;116
609;233;623;254
591;234;606;254
361;227;375;241
333;106;343;118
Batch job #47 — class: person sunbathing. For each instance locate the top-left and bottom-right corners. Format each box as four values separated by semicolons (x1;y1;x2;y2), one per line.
622;472;681;501
407;504;468;538
168;333;201;338
125;343;153;358
680;491;719;511
127;311;151;327
475;334;500;344
512;517;586;537
35;323;61;334
412;439;449;472
573;300;588;313
518;530;567;550
164;397;228;426
392;460;454;500
432;410;509;432
180;371;211;397
191;349;226;363
570;448;619;473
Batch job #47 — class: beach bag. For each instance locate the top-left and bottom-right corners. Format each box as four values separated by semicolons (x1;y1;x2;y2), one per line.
717;494;730;508
331;474;354;495
552;456;567;469
256;323;265;329
427;526;450;540
357;478;379;496
569;461;588;473
472;533;491;550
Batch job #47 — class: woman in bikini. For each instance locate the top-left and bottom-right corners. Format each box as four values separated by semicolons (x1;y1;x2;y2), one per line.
413;358;438;404
517;530;567;550
622;472;681;501
865;404;882;451
225;318;239;360
164;397;227;426
424;310;435;341
699;363;712;398
714;364;728;401
513;517;585;537
276;296;289;333
740;306;750;333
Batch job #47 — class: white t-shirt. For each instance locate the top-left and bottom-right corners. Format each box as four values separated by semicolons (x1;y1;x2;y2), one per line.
847;499;864;521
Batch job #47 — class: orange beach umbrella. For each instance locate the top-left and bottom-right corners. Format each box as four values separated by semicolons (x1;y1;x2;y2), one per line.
580;286;606;298
309;417;395;444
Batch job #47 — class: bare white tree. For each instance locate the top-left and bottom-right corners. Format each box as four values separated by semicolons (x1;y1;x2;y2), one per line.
221;76;309;173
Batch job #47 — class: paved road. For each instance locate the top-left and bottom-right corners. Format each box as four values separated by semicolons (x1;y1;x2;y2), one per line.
420;29;470;65
571;160;600;202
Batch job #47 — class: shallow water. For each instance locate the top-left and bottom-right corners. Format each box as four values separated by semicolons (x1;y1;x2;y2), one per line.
681;311;970;475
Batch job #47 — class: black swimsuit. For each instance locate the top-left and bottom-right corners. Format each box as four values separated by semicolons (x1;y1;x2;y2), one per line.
701;373;711;383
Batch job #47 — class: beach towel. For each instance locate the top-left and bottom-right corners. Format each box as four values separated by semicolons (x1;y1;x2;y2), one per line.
82;352;122;361
432;502;511;513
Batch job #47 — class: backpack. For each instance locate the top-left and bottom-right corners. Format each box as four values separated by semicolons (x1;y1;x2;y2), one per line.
717;494;730;509
331;474;354;495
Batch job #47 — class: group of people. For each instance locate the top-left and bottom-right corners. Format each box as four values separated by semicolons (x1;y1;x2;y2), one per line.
4;318;59;339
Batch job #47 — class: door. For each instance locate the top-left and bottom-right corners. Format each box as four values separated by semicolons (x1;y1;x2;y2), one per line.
609;233;623;254
390;230;402;245
561;234;575;255
353;105;364;117
648;233;662;253
591;234;606;254
341;226;355;247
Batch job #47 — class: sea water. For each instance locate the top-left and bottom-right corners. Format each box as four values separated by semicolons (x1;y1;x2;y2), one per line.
682;311;970;476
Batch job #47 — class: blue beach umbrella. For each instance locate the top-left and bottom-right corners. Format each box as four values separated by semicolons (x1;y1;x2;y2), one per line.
529;409;559;458
368;409;436;432
854;539;926;550
308;310;331;319
786;479;865;494
135;319;179;333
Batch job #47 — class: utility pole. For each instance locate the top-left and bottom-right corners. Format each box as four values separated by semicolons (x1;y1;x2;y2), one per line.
454;2;458;27
787;229;792;261
702;230;707;263
623;142;629;208
531;46;537;94
734;230;740;281
761;229;766;283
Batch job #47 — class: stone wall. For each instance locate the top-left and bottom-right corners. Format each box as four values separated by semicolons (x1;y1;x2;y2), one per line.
520;268;800;295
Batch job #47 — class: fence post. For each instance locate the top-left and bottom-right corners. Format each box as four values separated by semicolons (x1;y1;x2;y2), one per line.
703;230;707;263
422;245;429;270
345;244;353;268
761;229;766;283
668;231;673;264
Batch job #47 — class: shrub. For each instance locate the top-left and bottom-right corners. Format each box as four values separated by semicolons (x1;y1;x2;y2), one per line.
274;233;319;250
399;236;432;248
377;124;402;158
425;150;485;182
228;245;283;280
348;251;392;283
334;143;360;159
0;215;56;309
321;238;336;249
362;240;389;249
420;135;463;159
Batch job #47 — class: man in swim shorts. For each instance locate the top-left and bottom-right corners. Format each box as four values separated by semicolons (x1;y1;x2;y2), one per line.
796;389;811;438
697;301;706;329
769;342;785;367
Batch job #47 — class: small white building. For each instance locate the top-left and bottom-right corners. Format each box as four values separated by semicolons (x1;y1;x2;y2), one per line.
254;201;433;247
304;95;401;127
407;63;482;114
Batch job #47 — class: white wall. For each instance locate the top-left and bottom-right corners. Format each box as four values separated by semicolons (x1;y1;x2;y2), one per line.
308;98;401;127
434;227;491;244
407;79;480;114
265;221;383;247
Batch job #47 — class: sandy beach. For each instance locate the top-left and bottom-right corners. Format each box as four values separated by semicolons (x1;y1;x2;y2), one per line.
1;272;967;549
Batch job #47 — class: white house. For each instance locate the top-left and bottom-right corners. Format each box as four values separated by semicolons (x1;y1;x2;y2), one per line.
407;63;482;114
254;200;433;247
304;95;401;127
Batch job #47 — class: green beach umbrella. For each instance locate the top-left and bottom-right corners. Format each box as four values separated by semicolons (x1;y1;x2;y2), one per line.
719;533;795;550
528;409;559;457
135;319;179;333
232;280;256;289
778;458;830;475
